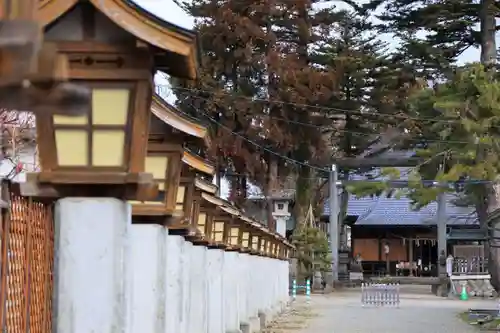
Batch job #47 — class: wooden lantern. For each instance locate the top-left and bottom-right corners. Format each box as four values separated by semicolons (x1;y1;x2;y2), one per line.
148;96;212;222
131;95;211;217
27;0;200;197
201;196;240;248
277;243;283;259
190;178;217;233
269;241;276;257
176;150;215;217
168;177;218;238
227;212;252;251
250;229;261;255
260;237;268;255
238;215;257;252
198;192;225;241
216;204;240;247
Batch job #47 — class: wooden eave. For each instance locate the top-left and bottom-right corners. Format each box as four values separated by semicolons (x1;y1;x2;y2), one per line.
194;177;217;195
38;0;201;79
182;150;215;176
201;192;224;208
151;95;210;146
220;205;240;217
201;193;235;220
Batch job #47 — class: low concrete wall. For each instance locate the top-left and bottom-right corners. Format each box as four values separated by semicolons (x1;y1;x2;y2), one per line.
53;199;290;333
135;228;290;333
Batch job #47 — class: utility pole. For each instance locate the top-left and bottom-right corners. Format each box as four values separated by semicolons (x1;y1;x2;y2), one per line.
329;164;339;282
437;188;447;277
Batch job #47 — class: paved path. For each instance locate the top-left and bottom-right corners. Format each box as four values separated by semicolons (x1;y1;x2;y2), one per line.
296;291;498;333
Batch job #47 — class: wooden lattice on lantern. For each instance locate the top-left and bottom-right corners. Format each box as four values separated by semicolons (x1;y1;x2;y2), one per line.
196;193;240;248
238;215;261;252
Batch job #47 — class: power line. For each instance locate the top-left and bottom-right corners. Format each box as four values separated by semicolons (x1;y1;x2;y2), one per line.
159;94;496;187
168;87;477;146
249;115;474;145
183;101;329;172
165;85;469;125
224;173;497;185
178;100;497;186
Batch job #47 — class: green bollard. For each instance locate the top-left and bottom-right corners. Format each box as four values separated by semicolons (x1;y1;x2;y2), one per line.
460;283;469;301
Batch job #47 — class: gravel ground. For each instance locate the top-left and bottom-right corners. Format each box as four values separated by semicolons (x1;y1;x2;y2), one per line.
295;291;498;333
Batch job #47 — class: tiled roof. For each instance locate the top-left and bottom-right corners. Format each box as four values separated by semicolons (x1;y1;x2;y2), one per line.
323;150;478;226
323;193;477;226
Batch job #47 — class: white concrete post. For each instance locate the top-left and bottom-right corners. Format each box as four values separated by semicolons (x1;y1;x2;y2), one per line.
257;257;267;314
247;255;257;319
188;245;208;333
267;258;276;314
237;253;248;324
52;198;132;333
282;260;290;304
245;254;260;332
165;234;184;333
224;251;240;332
207;249;224;333
180;241;192;333
130;224;167;333
277;258;287;312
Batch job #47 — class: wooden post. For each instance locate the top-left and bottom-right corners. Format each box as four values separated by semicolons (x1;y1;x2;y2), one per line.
408;238;414;276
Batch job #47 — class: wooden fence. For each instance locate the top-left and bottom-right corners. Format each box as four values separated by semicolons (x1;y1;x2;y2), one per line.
0;195;54;332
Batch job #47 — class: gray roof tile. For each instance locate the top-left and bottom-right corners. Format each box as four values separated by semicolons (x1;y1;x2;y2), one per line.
323;193;477;226
323;157;478;226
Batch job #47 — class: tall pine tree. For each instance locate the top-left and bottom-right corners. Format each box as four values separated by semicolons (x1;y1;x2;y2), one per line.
174;0;272;205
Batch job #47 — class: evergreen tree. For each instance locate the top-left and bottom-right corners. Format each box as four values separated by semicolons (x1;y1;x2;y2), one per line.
173;0;273;205
364;0;480;76
309;9;416;219
364;0;500;80
263;0;339;224
390;64;500;289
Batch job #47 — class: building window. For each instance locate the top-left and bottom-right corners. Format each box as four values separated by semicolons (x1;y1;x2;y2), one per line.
277;203;284;210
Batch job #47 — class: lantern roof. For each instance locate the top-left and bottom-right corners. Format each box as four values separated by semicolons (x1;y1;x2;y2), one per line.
182;149;215;176
220;205;240;217
201;192;221;205
151;94;211;146
39;0;201;79
194;177;217;194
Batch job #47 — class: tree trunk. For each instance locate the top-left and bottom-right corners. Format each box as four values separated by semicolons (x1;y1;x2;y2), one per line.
265;155;278;230
294;166;313;228
339;171;349;250
480;0;496;66
479;0;500;291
